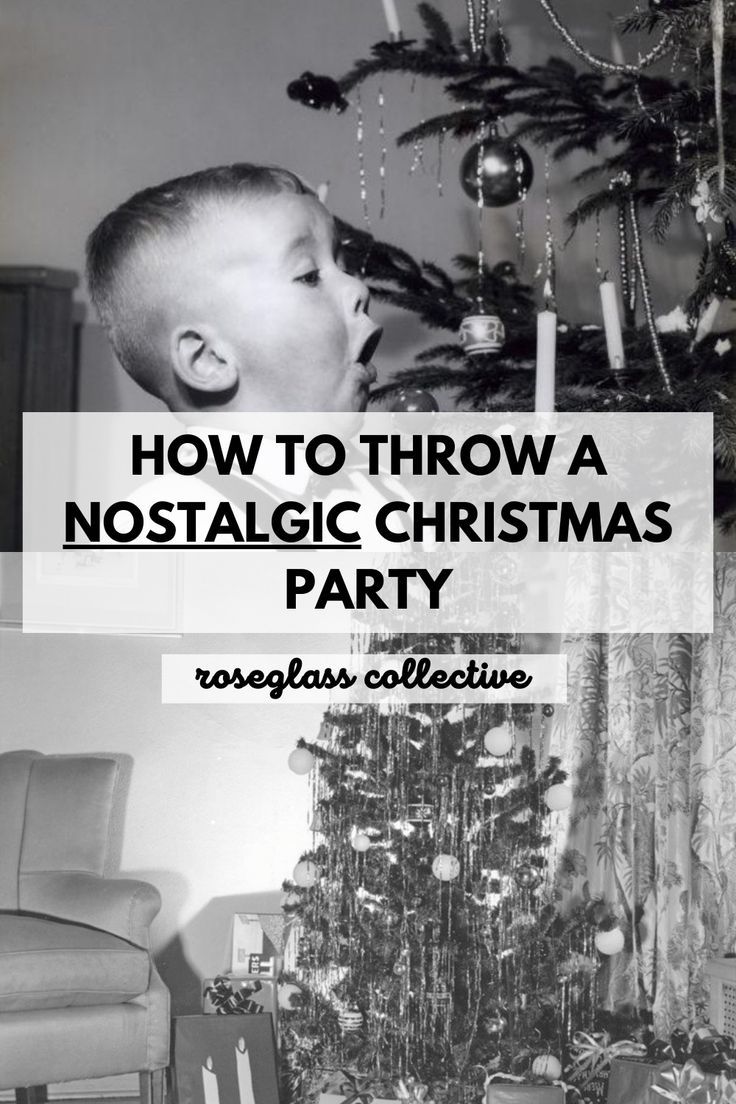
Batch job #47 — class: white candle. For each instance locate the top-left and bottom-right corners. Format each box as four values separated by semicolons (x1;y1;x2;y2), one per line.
236;1040;256;1104
381;0;401;38
695;296;721;342
599;280;625;371
202;1058;220;1104
535;310;557;413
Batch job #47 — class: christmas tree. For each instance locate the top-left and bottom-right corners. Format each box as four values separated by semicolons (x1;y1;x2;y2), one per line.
288;0;736;521
280;639;617;1104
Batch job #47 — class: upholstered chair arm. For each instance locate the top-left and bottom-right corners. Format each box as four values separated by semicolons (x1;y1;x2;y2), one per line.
21;872;162;948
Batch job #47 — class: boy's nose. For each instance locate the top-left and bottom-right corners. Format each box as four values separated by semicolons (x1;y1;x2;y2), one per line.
343;273;370;315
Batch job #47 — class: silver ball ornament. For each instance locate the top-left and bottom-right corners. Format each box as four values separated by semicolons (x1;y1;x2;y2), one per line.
432;853;461;881
460;138;534;207
288;747;315;774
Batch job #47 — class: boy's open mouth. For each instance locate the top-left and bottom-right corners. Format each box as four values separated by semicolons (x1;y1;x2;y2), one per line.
356;326;383;367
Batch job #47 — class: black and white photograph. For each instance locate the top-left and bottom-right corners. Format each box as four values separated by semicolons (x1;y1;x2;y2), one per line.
1;3;735;1104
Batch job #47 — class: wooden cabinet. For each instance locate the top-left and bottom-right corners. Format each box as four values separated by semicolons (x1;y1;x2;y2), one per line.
0;268;79;550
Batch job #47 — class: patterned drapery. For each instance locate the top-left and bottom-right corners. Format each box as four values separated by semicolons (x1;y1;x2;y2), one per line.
551;553;736;1034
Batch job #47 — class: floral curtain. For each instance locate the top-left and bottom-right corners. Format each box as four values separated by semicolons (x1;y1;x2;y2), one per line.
550;553;736;1035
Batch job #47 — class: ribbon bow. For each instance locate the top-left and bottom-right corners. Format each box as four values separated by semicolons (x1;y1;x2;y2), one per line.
337;1070;375;1104
567;1031;648;1084
395;1078;430;1104
651;1060;718;1104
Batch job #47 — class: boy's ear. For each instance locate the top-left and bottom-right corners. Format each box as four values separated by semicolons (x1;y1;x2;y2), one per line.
170;324;239;393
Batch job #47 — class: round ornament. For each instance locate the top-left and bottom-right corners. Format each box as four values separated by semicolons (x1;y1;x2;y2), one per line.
351;832;371;852
392;959;408;976
293;859;320;888
483;723;514;757
337;1007;364;1032
486;1014;508;1036
542;704;555;718
459;313;505;356
595;927;625;955
288;747;315;775
514;863;541;890
532;1055;562;1081
432;853;461;881
460;138;534;208
277;981;302;1009
545;783;573;811
389;388;439;413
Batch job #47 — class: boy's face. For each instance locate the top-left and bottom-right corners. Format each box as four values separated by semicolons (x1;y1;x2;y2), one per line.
177;192;381;412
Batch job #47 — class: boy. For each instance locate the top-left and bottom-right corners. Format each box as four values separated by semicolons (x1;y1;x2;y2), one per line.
86;163;382;414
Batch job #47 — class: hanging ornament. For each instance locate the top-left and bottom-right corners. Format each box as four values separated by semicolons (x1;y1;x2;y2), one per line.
337;1007;365;1032
287;72;349;113
293;859;320;888
393;952;410;976
460;138;533;208
351;832;372;852
542;704;555;718
595;927;625;955
389;389;439;412
432;853;461;881
483;723;514;757
690;177;724;226
288;747;315;774
514;863;541;890
531;1055;562;1081
382;908;401;927
459;313;505;355
545;782;573;811
486;1013;508;1036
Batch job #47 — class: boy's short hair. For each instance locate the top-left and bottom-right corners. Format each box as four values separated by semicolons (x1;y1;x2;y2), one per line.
86;163;308;400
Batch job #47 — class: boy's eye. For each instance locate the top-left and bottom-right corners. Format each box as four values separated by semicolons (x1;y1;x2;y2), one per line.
295;268;321;287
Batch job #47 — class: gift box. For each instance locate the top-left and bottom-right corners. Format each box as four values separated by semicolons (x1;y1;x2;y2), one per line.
202;975;277;1030
231;913;287;977
485;1087;564;1104
315;1068;396;1104
607;1055;660;1104
564;1030;648;1104
173;1014;279;1104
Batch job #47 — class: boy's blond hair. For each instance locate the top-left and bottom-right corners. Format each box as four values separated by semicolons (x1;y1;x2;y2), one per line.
86;163;308;402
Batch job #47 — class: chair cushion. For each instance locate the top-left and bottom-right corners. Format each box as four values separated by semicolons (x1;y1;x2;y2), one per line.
0;913;150;1011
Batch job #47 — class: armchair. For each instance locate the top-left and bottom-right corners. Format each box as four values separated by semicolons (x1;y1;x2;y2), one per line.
0;750;170;1104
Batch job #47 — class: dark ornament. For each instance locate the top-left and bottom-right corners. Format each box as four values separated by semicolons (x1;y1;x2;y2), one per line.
542;704;555;717
389;388;439;412
287;72;349;113
514;863;541;890
460;138;534;207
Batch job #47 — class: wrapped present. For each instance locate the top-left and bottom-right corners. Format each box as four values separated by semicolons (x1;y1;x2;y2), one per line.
565;1030;647;1103
607;1055;662;1104
484;1073;565;1104
651;1059;720;1103
202;974;278;1032
231;913;286;977
648;1027;736;1076
173;1014;279;1104
317;1067;396;1104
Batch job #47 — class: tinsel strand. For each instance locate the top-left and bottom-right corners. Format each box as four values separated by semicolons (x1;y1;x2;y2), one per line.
711;0;726;193
534;0;674;74
627;195;672;393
